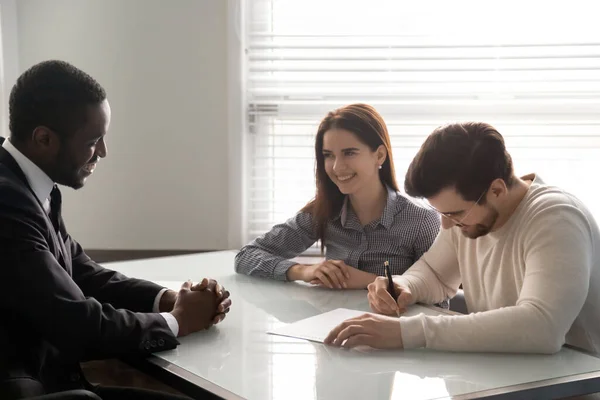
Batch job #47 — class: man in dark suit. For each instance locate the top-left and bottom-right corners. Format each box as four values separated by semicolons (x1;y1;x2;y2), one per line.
0;60;232;400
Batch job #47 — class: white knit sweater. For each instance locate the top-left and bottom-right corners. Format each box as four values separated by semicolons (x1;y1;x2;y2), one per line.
397;175;600;354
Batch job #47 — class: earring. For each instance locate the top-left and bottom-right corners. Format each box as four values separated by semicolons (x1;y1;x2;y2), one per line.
378;165;382;170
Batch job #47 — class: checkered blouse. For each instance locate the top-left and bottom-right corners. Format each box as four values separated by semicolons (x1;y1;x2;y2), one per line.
235;186;441;281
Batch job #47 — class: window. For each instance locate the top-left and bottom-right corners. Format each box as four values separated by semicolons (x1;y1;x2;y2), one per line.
244;0;600;246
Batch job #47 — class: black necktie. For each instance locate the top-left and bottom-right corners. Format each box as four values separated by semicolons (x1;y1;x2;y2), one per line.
49;185;62;233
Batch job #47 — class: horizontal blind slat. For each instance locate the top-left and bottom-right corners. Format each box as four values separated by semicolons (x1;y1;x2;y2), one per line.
244;0;600;245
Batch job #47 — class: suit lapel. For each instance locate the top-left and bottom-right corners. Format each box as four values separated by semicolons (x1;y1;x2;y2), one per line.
0;144;70;275
56;221;72;276
49;222;69;274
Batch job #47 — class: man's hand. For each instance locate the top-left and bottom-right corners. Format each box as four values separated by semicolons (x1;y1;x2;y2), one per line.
324;313;403;349
310;265;377;289
367;277;413;315
169;281;218;337
158;289;177;312
287;260;351;289
192;278;231;324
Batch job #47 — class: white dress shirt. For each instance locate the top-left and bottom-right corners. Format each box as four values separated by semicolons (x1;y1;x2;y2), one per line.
2;138;178;336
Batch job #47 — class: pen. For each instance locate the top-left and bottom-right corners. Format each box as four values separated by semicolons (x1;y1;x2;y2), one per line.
384;261;400;317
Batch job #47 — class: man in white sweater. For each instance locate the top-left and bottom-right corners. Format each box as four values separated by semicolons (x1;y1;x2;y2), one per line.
325;122;600;354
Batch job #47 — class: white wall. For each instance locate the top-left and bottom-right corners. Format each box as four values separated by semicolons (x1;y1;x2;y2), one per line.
13;0;239;250
0;0;19;138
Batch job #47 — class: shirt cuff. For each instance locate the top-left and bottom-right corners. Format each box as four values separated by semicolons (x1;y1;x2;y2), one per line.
160;312;179;337
400;314;427;349
153;288;168;312
273;259;298;281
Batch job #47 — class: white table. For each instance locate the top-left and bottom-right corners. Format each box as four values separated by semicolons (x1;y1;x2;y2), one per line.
105;250;600;400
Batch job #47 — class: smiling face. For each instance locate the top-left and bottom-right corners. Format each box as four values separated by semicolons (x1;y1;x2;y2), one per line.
50;99;110;189
427;186;499;239
322;128;386;196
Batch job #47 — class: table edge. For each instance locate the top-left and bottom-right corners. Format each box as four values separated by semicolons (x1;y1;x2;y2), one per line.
124;355;246;400
450;369;600;399
141;347;600;400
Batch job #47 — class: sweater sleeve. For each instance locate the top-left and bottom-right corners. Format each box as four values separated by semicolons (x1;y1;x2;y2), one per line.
399;203;593;354
394;227;462;307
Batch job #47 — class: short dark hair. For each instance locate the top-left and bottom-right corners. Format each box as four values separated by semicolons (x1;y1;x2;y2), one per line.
9;60;106;142
404;122;514;202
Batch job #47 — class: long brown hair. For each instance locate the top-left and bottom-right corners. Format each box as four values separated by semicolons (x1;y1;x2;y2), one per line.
302;103;399;252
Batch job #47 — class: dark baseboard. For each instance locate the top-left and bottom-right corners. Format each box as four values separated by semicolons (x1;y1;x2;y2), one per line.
86;249;214;263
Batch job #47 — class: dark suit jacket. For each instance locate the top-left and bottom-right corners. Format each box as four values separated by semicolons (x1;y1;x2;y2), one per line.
0;137;179;399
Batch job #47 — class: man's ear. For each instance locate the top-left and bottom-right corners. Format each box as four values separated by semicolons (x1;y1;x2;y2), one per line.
32;127;52;146
31;126;61;152
489;178;508;198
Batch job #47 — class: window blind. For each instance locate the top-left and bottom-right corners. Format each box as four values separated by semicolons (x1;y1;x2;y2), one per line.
244;0;600;246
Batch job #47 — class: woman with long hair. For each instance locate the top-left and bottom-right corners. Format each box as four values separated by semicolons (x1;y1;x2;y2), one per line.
235;104;440;289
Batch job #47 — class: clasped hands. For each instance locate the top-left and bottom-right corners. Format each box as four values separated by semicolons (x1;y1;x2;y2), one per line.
289;259;377;290
165;278;232;337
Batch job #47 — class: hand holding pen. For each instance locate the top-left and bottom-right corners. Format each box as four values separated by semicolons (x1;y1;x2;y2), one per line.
368;261;414;316
383;261;400;317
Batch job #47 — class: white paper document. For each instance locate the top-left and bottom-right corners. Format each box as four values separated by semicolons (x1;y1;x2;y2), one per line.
267;306;444;343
